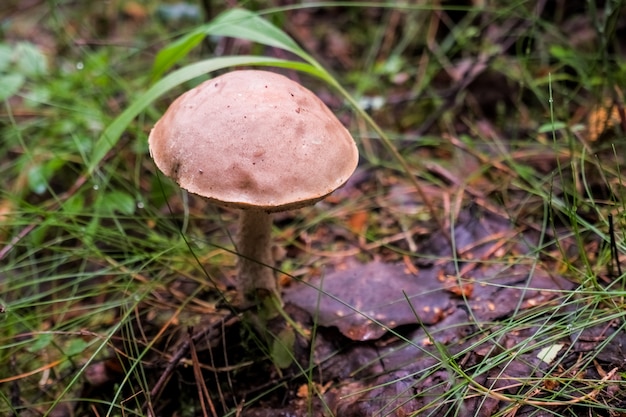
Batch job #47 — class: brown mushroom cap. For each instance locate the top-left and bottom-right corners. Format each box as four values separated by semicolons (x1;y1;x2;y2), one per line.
148;70;358;212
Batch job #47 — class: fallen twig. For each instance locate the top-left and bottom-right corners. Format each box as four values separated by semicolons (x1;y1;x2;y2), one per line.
148;313;238;407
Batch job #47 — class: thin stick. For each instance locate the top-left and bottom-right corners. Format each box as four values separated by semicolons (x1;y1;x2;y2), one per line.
149;314;238;402
609;214;622;277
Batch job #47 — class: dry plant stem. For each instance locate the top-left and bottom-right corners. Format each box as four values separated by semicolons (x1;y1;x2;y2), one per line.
469;367;618;407
188;328;218;417
148;314;239;405
237;209;277;305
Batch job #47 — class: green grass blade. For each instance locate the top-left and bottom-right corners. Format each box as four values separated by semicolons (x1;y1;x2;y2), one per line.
151;8;315;81
151;28;206;82
207;8;311;61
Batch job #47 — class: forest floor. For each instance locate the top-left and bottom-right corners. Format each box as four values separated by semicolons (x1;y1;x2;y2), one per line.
1;1;626;416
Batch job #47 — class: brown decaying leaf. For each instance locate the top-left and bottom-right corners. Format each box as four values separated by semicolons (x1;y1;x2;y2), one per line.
286;209;575;342
285;261;451;341
587;102;622;142
347;209;368;234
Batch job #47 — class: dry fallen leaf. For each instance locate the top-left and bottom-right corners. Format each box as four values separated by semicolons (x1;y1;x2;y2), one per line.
347;210;369;234
285;261;452;341
587;101;623;142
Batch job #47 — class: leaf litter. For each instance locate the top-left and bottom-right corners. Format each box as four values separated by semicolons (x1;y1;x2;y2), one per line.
285;209;574;342
279;208;592;416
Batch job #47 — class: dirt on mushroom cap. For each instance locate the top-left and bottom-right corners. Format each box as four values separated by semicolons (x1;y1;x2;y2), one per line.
148;70;359;211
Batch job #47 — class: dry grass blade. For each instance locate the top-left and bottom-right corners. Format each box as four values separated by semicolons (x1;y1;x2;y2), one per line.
469;367;619;408
188;327;218;417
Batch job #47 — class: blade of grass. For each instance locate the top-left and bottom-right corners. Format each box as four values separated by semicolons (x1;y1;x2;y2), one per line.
151;8;315;81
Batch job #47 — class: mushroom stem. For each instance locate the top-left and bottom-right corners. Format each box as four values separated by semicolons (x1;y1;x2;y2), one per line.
236;209;279;306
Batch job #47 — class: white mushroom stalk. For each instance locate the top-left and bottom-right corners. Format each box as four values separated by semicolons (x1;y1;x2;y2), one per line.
236;209;276;305
148;70;358;308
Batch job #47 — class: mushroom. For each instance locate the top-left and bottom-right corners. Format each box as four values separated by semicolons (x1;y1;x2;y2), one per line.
148;70;358;307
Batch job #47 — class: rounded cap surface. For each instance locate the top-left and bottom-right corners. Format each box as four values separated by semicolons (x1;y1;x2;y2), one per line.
148;70;358;211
